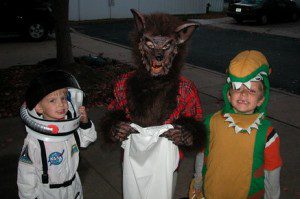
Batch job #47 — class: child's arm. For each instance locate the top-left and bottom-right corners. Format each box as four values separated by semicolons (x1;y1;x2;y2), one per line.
264;167;281;199
194;151;204;190
189;151;205;199
17;139;39;199
264;128;282;199
77;106;97;148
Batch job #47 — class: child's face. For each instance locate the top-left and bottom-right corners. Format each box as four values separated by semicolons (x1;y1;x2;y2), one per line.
35;88;69;120
227;81;264;114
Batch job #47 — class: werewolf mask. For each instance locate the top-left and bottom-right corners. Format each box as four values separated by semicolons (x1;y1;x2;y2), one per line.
131;9;198;77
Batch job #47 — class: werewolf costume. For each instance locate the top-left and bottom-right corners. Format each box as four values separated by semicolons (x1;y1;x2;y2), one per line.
189;50;282;199
101;9;205;199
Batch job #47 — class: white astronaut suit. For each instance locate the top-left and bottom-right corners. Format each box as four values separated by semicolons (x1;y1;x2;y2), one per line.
17;71;97;199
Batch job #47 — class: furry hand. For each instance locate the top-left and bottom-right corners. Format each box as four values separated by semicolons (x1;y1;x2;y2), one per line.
160;125;193;146
110;122;138;142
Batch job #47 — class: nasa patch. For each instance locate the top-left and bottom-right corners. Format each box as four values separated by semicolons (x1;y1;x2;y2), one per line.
48;150;65;166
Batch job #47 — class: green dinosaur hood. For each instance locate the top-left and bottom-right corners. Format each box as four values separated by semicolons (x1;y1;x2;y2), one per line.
222;50;271;115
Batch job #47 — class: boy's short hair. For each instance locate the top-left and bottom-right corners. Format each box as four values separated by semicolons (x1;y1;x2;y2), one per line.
25;71;80;110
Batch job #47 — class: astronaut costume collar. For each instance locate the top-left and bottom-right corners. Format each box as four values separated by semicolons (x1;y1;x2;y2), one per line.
20;102;81;142
20;71;84;142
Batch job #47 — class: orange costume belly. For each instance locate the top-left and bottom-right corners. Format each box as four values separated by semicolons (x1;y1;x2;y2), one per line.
204;111;260;199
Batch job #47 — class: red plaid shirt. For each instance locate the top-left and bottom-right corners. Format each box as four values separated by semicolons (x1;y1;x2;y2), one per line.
108;72;203;123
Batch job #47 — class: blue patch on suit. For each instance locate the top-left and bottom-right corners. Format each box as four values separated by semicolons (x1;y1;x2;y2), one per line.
48;150;64;165
19;145;33;164
71;144;79;157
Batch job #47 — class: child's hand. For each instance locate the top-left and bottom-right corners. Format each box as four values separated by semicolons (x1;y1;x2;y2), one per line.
189;177;204;199
79;106;89;123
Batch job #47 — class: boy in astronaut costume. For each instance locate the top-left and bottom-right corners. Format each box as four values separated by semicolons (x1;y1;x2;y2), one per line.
189;50;282;199
17;71;97;199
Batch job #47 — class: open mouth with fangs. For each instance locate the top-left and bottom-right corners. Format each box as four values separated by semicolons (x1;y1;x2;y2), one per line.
151;60;164;74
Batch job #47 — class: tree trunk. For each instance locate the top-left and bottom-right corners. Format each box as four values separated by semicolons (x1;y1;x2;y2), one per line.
52;0;74;66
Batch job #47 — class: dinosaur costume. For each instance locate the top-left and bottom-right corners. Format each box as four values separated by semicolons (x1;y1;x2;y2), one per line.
190;50;282;199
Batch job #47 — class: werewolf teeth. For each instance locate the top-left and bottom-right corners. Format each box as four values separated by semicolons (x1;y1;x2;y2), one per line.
152;65;162;69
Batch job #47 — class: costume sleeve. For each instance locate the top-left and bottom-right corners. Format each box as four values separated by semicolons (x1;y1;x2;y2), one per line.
77;120;97;148
181;81;203;121
107;76;128;112
264;128;282;170
264;127;282;199
194;151;204;190
264;167;281;199
189;151;205;198
17;138;39;199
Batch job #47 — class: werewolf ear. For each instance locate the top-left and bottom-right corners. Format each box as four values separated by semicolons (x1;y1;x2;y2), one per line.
131;9;146;33
175;23;199;44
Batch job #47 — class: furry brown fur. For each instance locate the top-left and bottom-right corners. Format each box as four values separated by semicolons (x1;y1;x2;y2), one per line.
101;9;205;148
130;13;187;78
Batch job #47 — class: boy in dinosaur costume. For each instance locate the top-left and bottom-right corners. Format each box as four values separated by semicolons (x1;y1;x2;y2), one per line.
189;50;282;199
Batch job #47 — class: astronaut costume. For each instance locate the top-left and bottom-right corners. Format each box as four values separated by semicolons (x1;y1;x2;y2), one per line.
17;71;97;199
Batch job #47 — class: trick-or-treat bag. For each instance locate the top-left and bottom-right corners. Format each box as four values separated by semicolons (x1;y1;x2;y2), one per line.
122;123;179;199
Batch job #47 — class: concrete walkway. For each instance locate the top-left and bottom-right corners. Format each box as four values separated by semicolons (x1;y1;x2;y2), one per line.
0;31;299;198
